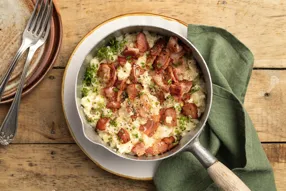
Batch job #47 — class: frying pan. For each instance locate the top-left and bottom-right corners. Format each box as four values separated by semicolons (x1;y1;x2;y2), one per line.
75;26;250;191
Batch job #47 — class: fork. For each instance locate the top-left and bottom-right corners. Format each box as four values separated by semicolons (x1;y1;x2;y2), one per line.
0;1;53;145
0;0;53;99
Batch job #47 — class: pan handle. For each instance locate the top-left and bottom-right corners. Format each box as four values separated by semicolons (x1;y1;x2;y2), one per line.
187;140;250;191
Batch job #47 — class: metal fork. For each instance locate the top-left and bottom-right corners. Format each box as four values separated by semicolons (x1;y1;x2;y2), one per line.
0;0;53;99
0;1;53;146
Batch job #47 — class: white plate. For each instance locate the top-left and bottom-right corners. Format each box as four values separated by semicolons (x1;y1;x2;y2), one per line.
62;13;188;180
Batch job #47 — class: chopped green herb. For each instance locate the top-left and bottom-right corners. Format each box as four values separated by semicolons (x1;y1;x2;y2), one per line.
87;98;90;102
126;56;132;61
190;86;200;94
139;138;143;142
113;87;119;92
82;87;89;97
87;117;94;123
83;65;96;86
141;62;146;68
178;116;190;131
109;119;117;127
166;95;174;100
133;133;139;138
108;137;113;142
167;79;172;85
174;104;182;112
138;92;144;97
157;63;162;68
97;38;126;61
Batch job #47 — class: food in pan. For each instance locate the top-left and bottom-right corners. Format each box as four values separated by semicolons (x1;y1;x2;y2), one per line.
81;31;206;156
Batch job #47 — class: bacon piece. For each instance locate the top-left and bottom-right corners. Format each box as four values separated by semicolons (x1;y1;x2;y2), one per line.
126;84;142;100
155;90;165;104
123;47;140;57
146;54;157;66
150;38;165;56
117;56;127;66
167;36;183;53
160;107;177;127
129;64;145;83
117;128;130;144
162;136;176;150
172;58;188;81
136;32;149;53
170;80;192;98
132;142;146;156
96;118;109;131
151;72;169;92
106;101;121;110
165;66;178;83
153;49;171;72
145;140;169;155
103;87;117;101
170;49;185;64
182;103;198;119
97;64;111;84
139;115;160;137
182;93;191;102
97;63;117;87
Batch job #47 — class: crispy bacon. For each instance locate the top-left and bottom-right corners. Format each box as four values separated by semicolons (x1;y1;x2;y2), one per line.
103;87;117;101
139;115;160;137
136;32;149;53
182;93;191;102
170;80;192;98
117;56;127;66
126;84;142;100
117;128;130;144
106;101;121;110
146;54;157;66
96;118;109;131
162;136;176;150
97;63;117;87
123;47;140;57
170;49;185;64
182;103;198;119
172;58;188;81
153;49;170;72
151;72;169;92
155;90;165;104
160;107;177;127
129;64;145;83
167;36;183;53
165;66;178;83
132;142;146;156
145;140;168;155
150;38;165;56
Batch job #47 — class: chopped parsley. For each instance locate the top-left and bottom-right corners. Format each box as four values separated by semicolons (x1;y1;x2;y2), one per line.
141;62;146;68
133;133;139;138
82;87;89;97
178;116;190;131
83;65;97;86
139;138;143;142
157;63;162;68
190;85;200;94
174;104;182;112
109;119;117;127
97;38;126;61
138;91;144;97
113;87;119;92
167;79;172;84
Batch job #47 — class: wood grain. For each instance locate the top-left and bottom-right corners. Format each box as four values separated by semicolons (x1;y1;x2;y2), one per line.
53;0;286;68
1;69;285;143
0;144;284;191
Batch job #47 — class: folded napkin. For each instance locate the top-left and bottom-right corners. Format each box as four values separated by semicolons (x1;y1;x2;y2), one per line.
154;25;277;191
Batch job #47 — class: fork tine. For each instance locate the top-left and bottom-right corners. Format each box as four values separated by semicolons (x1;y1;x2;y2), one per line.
33;0;49;33
36;0;53;37
29;0;46;32
25;0;42;31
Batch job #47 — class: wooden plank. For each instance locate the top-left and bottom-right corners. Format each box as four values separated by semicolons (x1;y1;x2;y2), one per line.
1;69;285;143
0;144;284;191
54;0;286;68
0;144;155;191
244;70;286;142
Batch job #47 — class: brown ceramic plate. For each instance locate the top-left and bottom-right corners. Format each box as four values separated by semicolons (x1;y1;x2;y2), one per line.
0;0;62;103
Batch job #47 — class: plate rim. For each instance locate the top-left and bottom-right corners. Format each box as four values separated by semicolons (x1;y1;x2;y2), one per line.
0;1;63;104
62;12;188;181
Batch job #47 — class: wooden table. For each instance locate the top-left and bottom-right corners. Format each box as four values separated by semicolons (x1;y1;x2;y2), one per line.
1;0;285;190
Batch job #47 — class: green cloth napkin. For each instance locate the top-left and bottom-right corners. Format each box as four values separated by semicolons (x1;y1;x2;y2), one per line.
153;25;277;191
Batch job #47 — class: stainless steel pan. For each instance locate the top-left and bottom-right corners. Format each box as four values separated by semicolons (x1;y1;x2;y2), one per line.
75;26;250;191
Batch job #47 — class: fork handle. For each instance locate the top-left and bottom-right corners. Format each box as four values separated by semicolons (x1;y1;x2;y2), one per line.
0;47;36;145
0;40;31;100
